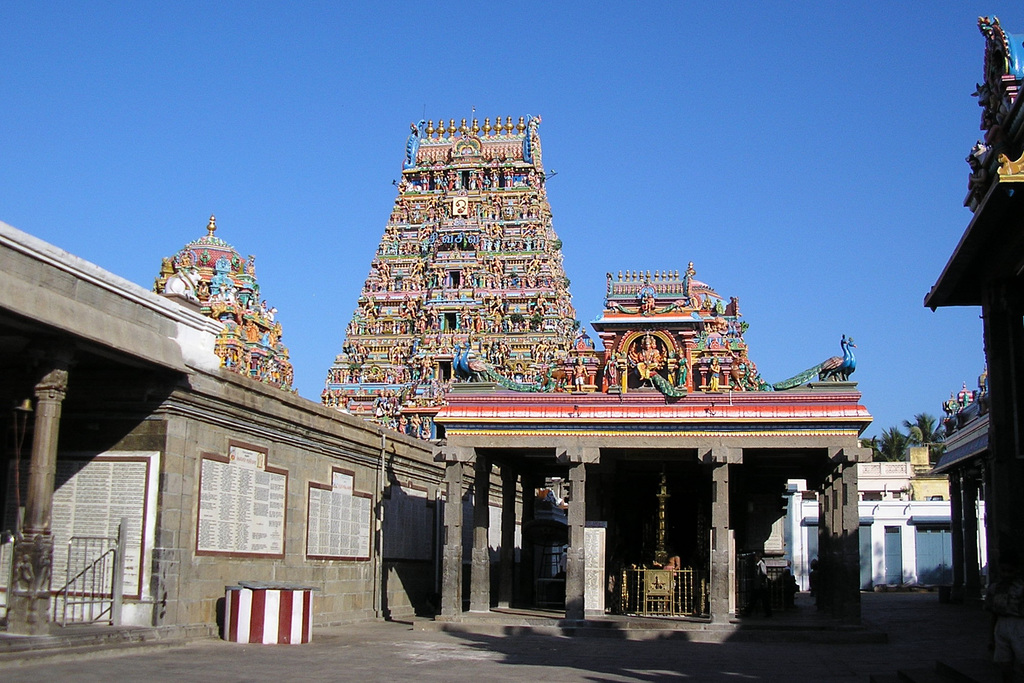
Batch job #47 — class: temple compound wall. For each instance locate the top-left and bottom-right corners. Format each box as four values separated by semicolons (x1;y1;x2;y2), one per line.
0;221;443;634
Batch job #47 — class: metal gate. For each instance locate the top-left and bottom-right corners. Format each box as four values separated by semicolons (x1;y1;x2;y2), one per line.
54;518;127;626
619;567;708;617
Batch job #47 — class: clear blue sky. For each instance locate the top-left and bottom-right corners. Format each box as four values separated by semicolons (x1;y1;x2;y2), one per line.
2;2;1017;439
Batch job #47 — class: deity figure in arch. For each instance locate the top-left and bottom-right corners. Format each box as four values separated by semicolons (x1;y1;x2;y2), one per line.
629;334;665;386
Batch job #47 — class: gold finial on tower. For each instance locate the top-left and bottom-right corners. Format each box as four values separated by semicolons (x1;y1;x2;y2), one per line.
516;116;526;134
494;115;502;133
483;118;491;135
426;120;434;137
436;116;444;138
459;118;468;135
207;215;217;236
471;118;479;134
448;119;456;137
505;116;513;133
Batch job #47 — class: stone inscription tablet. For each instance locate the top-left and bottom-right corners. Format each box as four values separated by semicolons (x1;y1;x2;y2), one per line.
196;445;286;557
306;470;371;560
2;453;154;600
382;484;432;561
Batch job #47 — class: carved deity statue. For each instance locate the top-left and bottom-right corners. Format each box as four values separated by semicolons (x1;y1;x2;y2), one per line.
629;334;665;385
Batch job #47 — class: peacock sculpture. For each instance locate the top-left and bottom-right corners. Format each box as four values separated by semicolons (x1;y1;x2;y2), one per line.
453;340;566;392
453;341;490;382
771;335;857;391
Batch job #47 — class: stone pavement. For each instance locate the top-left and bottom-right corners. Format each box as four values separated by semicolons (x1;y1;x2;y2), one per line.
0;592;996;682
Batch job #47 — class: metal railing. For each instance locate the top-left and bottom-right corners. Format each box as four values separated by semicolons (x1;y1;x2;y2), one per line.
54;518;127;626
619;567;708;617
0;532;14;619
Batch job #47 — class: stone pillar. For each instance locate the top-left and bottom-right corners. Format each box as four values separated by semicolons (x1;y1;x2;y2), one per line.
441;459;464;617
818;453;861;623
982;282;1024;573
8;356;71;636
498;465;517;608
469;453;491;612
565;460;587;622
962;471;982;601
948;470;965;603
709;460;732;623
518;472;537;606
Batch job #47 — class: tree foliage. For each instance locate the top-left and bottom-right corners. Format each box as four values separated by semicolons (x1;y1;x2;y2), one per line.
875;426;911;462
902;413;945;464
865;413;945;464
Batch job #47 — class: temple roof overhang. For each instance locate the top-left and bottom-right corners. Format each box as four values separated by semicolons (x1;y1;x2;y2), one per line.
925;180;1024;308
929;47;1024;309
435;388;872;441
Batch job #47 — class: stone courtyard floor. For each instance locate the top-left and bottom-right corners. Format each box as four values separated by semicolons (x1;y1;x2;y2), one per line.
0;592;995;682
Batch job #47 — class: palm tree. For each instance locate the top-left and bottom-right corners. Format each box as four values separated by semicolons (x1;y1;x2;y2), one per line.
860;436;881;461
876;426;911;462
902;413;945;464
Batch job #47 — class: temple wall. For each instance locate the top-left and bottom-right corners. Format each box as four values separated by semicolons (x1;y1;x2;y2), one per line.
84;369;440;630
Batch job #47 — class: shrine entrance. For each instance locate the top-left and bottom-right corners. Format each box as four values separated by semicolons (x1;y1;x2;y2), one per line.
595;457;711;617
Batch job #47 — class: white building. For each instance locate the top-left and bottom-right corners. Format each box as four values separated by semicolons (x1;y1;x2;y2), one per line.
784;460;986;591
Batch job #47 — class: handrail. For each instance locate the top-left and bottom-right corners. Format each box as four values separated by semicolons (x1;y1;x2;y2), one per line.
54;518;127;626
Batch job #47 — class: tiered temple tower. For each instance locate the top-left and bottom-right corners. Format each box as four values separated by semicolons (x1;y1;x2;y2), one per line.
322;116;579;438
154;215;294;390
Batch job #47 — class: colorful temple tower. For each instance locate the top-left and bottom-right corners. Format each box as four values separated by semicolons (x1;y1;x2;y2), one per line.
154;215;294;390
322;116;579;438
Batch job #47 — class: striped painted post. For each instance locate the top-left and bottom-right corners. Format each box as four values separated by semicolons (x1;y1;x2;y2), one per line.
224;585;315;644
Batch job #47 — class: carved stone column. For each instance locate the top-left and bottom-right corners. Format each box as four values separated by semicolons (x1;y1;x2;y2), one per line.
818;452;861;623
498;465;517;608
948;470;965;603
469;453;491;612
709;458;732;623
565;460;587;622
982;282;1024;572
518;471;538;606
962;470;982;601
440;457;464;617
8;356;70;635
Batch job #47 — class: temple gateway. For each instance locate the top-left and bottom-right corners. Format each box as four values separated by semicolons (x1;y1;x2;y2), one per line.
324;116;873;625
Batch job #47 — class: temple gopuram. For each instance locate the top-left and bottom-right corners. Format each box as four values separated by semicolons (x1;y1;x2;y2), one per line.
322;115;579;439
154;215;294;390
318;117;872;627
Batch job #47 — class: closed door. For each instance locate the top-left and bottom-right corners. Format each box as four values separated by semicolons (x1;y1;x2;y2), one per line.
884;526;902;585
916;528;952;585
859;526;872;589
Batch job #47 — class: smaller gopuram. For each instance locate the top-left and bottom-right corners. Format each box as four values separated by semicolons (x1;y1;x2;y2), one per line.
154;215;294;390
593;264;769;396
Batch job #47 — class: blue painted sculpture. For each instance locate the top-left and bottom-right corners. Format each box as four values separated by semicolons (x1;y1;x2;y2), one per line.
404;120;426;170
772;335;856;390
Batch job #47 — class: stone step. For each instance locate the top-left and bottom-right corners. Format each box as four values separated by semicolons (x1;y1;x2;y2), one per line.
0;623;213;663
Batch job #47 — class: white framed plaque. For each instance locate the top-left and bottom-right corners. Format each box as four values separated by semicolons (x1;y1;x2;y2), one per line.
196;442;287;558
306;467;372;561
